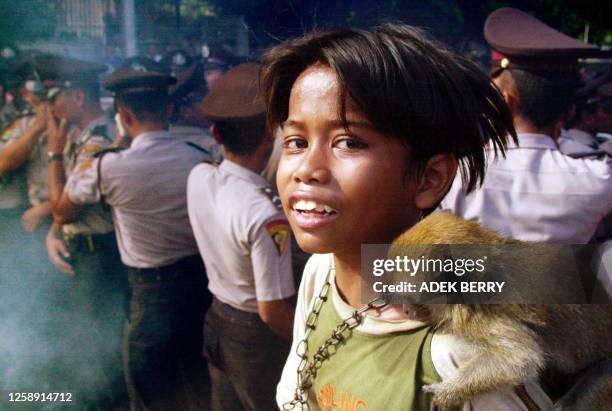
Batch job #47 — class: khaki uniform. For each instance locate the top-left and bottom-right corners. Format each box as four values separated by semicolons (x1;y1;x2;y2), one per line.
187;160;295;410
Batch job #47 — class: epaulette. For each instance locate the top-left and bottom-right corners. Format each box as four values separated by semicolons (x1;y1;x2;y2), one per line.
260;187;283;210
201;159;220;166
93;146;124;158
568;149;607;159
95;146;125;210
185;141;210;155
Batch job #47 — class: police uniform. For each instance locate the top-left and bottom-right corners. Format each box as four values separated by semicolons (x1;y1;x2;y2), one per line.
0;117;29;279
187;63;295;411
101;68;211;410
42;56;127;408
0;109;53;277
169;124;223;162
0;77;52;278
442;134;612;243
442;8;612;244
559;74;612;158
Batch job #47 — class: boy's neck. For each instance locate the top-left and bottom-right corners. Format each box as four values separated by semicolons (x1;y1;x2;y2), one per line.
333;253;364;308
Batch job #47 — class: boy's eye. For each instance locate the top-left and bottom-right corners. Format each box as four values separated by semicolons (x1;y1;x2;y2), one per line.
334;137;367;150
283;136;308;150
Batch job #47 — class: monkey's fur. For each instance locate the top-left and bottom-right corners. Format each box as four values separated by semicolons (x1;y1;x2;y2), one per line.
391;212;612;410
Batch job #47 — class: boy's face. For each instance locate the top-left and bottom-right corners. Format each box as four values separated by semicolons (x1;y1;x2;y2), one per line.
277;64;420;256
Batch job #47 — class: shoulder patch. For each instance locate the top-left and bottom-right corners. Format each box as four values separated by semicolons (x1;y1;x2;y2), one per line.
1;118;22;141
82;143;103;154
265;219;290;255
260;187;283;210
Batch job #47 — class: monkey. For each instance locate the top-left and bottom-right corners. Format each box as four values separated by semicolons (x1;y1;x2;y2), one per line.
389;212;612;410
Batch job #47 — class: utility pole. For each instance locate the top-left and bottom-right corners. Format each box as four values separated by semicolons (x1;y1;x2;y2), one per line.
175;0;181;38
123;0;138;57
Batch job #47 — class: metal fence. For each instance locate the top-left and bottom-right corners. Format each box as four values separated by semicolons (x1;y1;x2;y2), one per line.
55;0;116;42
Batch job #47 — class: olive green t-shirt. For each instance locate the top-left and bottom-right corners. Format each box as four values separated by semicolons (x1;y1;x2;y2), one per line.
306;286;441;411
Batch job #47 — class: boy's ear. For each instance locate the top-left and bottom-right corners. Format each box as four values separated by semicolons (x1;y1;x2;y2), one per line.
414;153;458;211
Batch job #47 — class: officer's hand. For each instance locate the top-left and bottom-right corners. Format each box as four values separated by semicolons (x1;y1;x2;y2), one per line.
21;203;51;233
46;106;68;153
32;102;49;132
45;228;75;276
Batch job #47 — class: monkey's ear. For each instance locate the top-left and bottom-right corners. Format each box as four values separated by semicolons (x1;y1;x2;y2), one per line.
414;153;457;211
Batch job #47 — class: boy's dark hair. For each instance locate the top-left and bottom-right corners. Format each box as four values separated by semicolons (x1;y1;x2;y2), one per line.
215;114;267;156
509;69;580;129
261;24;516;193
115;90;169;122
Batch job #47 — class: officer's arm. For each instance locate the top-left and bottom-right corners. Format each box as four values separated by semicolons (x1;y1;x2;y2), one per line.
47;152;83;224
0;117;45;176
53;191;82;224
258;298;295;341
252;216;297;341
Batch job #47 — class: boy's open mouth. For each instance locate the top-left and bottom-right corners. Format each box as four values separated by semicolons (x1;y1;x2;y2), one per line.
292;199;338;216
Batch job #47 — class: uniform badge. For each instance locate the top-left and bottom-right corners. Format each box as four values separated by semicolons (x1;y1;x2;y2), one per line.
265;219;290;255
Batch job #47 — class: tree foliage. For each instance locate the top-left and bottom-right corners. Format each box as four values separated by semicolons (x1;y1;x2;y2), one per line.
0;0;59;46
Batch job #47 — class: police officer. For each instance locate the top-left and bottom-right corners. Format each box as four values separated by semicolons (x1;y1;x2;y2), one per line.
0;74;55;294
0;71;16;132
168;60;222;161
160;49;193;77
441;7;612;244
100;68;211;410
42;54;127;407
201;43;234;90
559;73;612;158
187;63;295;411
0;77;51;234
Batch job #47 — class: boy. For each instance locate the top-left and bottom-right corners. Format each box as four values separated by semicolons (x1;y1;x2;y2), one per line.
262;24;554;409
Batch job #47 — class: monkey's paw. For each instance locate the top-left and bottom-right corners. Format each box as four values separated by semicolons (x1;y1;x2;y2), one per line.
423;382;465;410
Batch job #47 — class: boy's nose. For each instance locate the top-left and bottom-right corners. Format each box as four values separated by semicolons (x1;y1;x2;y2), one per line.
293;146;331;185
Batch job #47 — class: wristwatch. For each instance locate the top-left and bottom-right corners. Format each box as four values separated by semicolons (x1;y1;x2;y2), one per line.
47;152;63;163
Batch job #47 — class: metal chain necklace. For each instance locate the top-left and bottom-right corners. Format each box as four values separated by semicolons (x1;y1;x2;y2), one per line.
282;268;386;410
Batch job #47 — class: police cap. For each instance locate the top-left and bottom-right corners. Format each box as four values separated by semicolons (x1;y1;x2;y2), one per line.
30;54;106;86
485;8;609;76
103;69;176;95
199;63;264;121
169;61;206;104
118;56;167;74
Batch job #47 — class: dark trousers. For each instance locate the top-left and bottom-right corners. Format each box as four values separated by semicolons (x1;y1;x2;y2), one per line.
64;232;129;407
124;254;212;411
204;298;290;411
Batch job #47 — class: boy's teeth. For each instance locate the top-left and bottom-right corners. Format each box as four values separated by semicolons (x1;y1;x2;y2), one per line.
295;199;316;211
294;199;337;214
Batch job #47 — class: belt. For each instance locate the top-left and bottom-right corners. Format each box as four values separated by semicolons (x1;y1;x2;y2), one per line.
127;254;203;283
211;297;261;323
62;231;116;254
